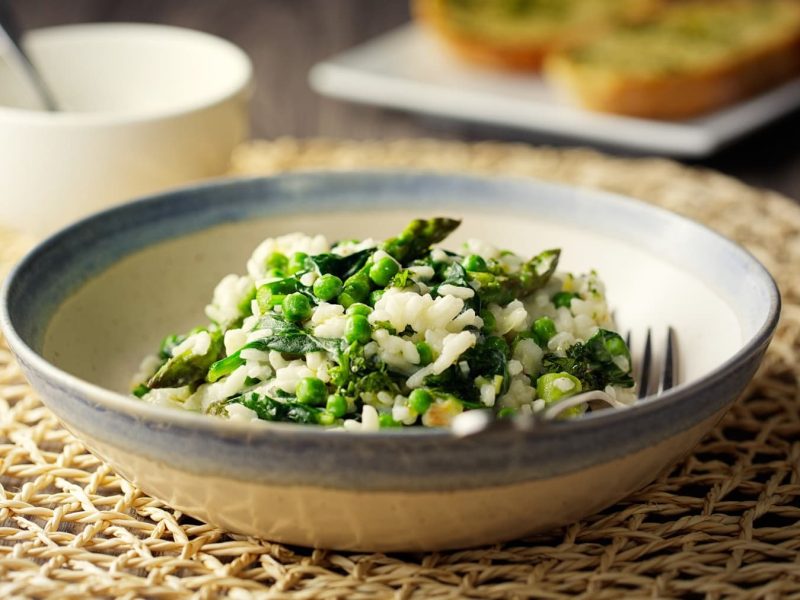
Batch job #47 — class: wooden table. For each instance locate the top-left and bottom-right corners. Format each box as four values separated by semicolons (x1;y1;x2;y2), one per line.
15;0;800;200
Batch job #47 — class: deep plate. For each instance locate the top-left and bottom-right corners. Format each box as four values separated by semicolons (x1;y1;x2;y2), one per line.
0;171;780;550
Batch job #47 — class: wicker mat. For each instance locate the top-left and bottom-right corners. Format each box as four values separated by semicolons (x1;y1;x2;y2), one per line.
1;139;799;599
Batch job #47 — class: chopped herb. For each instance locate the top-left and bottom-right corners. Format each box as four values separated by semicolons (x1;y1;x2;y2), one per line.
541;329;633;390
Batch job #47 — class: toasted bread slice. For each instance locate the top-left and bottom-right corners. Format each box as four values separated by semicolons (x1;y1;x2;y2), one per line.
545;0;800;119
413;0;659;71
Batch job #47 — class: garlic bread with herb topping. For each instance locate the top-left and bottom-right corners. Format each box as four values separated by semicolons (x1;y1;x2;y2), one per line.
545;0;800;119
413;0;660;71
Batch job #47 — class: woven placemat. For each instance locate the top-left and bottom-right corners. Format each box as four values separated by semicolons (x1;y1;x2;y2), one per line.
2;138;799;599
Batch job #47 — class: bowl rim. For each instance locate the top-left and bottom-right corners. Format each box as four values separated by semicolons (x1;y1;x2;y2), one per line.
0;22;253;126
0;170;782;439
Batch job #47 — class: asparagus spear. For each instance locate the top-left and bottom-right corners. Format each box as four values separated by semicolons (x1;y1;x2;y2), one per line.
381;217;461;265
148;330;224;389
471;248;560;305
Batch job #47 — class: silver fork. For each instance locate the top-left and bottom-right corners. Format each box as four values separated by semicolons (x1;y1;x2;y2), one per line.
627;326;679;399
451;327;679;436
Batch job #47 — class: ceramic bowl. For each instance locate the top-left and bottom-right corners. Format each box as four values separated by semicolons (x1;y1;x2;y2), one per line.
0;172;780;551
0;23;252;235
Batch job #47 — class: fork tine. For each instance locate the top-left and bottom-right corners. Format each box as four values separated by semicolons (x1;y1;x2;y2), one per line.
637;328;652;399
659;326;678;393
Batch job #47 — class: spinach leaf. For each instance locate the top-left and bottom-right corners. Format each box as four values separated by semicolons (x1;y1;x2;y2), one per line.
541;329;633;390
308;249;371;278
255;313;343;355
206;314;342;383
467;337;509;394
225;392;321;424
435;261;470;288
432;261;480;311
423;365;478;403
422;335;509;403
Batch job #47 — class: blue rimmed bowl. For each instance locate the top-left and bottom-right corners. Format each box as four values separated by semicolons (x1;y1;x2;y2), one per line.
0;171;780;551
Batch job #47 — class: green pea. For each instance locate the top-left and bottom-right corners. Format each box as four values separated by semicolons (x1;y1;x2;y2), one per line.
313;274;343;301
338;280;370;308
296;377;327;405
408;389;432;414
552;291;579;309
415;342;433;366
462;254;488;272
471;272;496;288
326;393;347;418
317;412;336;426
346;303;372;316
497;407;516;419
480;309;496;334
288;252;309;274
532;317;557;347
282;292;312;322
379;413;402;428
536;372;582;404
369;257;400;287
344;314;372;344
265;252;288;271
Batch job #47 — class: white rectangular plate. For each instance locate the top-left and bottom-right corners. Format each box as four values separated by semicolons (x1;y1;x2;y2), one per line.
310;24;800;157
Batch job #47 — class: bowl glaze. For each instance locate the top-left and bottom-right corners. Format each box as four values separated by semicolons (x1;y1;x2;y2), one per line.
0;172;779;551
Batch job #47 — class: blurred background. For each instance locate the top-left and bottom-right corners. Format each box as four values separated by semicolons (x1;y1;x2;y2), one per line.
10;0;800;199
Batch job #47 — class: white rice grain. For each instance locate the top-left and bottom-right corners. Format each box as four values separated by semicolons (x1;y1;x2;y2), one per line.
240;348;270;363
172;331;212;357
489;300;528;335
205;274;254;325
361;405;380;432
480;383;496;407
273;361;314;394
406;331;477;388
227;403;258;422
513;338;543;375
438;284;475;299
554;377;577;393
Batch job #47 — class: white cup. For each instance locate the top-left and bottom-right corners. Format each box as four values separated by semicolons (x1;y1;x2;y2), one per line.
0;23;252;236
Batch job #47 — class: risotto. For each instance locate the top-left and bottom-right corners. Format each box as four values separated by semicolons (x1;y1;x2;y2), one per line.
132;218;636;429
